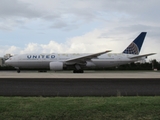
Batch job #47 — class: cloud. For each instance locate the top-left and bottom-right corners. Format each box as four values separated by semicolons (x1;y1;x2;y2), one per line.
0;45;21;55
0;0;160;31
0;0;42;18
0;0;159;61
0;29;112;54
0;0;42;31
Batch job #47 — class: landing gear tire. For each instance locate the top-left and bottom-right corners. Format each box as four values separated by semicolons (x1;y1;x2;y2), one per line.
17;69;20;73
73;69;84;73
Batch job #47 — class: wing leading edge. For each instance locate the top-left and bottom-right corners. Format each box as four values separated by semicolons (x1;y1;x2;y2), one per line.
64;50;112;64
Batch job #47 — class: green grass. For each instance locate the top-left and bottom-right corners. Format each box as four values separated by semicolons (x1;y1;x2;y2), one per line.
0;97;160;120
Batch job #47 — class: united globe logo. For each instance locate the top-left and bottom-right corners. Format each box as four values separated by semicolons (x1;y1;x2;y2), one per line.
123;42;139;54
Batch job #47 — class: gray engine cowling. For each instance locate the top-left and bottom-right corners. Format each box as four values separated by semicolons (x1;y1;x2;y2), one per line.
50;62;63;70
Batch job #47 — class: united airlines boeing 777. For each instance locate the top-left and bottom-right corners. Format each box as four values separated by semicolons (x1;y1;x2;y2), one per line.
5;32;155;73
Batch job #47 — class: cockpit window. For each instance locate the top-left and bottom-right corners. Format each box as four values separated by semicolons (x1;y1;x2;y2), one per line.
4;55;13;60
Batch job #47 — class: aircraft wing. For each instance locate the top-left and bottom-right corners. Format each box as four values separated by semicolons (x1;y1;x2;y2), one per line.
65;50;111;63
129;53;156;59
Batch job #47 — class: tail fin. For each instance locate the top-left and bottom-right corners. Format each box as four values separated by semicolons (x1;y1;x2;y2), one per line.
123;32;147;55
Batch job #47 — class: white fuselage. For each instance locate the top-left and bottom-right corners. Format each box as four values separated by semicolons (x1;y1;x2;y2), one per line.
5;53;144;70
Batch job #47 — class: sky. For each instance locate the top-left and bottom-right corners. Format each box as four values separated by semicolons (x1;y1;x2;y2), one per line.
0;0;160;61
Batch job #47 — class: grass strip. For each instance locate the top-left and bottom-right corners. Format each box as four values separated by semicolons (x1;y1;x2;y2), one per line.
0;96;160;120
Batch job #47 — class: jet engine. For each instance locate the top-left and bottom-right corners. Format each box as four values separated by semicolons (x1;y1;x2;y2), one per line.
50;62;63;70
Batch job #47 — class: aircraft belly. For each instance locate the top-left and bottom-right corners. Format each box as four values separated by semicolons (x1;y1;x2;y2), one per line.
11;61;50;69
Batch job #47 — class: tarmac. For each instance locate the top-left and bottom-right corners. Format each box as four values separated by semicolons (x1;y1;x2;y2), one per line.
0;71;160;96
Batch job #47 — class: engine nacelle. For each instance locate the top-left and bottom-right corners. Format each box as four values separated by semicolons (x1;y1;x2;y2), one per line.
86;61;96;67
50;62;63;71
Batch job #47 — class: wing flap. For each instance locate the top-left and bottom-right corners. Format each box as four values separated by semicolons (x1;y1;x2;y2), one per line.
129;53;156;59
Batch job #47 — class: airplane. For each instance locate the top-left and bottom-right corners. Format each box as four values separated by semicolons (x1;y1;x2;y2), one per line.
5;32;156;73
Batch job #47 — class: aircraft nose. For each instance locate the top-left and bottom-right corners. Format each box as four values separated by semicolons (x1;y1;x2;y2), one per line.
5;59;10;65
5;60;8;64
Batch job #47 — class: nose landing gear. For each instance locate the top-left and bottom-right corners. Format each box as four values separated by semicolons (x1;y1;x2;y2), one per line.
17;69;20;73
15;67;20;73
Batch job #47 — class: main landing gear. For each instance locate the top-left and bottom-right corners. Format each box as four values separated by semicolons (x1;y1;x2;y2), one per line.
73;64;84;73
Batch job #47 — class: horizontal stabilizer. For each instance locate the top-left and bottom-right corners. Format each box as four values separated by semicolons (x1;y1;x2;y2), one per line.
129;53;156;59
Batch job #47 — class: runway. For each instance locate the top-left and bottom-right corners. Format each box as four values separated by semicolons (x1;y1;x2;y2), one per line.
0;71;160;96
1;70;160;78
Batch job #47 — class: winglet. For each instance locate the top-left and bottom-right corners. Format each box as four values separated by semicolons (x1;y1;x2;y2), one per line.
123;32;147;55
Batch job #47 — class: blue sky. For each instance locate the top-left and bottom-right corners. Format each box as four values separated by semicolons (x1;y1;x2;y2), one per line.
0;0;160;61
